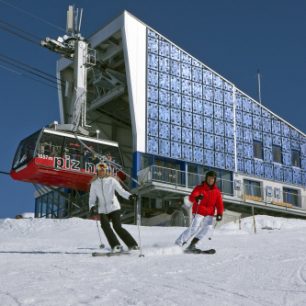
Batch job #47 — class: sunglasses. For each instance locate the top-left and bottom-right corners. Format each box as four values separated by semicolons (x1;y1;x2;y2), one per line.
97;164;110;171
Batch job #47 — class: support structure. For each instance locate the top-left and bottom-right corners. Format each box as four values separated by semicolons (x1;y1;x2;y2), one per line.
41;5;95;135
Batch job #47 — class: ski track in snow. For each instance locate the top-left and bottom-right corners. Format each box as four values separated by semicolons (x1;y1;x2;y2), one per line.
1;217;306;305
297;262;306;285
0;290;22;306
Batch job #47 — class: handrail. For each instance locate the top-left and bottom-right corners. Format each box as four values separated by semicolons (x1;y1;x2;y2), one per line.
138;165;306;212
138;164;233;190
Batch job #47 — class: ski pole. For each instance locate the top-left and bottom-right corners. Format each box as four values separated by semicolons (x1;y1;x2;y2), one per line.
135;197;144;257
95;218;105;249
208;218;218;240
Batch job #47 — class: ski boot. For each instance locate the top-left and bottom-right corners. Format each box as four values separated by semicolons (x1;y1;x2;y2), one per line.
112;245;123;253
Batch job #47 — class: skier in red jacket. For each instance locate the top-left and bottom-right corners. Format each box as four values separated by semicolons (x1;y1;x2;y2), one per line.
175;170;224;251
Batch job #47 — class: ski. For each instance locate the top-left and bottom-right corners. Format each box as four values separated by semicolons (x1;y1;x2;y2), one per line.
184;248;216;255
92;251;130;257
201;248;216;254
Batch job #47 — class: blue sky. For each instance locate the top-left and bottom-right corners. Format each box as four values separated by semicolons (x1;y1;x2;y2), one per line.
0;0;305;218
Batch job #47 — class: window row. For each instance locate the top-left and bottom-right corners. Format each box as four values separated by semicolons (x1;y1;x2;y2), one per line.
147;72;233;104
236;93;302;141
148;89;234;115
147;130;304;170
147;124;235;151
147;110;234;133
243;180;301;207
147;137;235;170
148;53;233;91
237;159;304;185
252;140;303;168
237;127;301;152
148;105;303;154
236;95;262;115
148;87;303;144
237;140;303;168
236;113;300;139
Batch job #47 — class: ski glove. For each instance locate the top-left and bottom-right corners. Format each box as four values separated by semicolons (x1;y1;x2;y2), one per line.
89;206;98;216
216;214;222;222
129;193;138;202
195;194;203;202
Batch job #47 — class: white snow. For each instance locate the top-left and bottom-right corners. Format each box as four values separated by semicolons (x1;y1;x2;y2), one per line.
1;215;306;306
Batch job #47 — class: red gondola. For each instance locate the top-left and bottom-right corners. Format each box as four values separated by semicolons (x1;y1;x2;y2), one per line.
10;127;123;191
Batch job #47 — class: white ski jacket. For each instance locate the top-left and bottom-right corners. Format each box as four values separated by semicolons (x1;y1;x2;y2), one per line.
89;176;131;214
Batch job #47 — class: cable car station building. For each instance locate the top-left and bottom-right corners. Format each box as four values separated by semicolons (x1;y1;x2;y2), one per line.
27;11;306;223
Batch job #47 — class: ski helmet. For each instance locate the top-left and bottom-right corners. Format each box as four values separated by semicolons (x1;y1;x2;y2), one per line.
205;170;217;184
96;163;109;173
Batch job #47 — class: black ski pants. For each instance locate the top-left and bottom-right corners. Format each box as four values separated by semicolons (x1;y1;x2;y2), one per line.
99;210;137;249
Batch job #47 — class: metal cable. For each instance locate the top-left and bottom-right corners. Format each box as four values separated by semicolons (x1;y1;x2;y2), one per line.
0;0;65;31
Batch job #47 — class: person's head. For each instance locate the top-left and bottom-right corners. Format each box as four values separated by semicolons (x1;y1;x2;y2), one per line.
106;152;112;161
205;170;217;186
96;163;110;177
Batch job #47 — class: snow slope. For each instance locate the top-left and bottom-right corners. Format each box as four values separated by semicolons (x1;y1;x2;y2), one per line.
1;216;306;306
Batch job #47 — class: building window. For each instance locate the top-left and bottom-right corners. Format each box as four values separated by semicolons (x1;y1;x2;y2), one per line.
291;150;301;168
274;188;280;199
272;145;282;163
265;186;272;197
253;140;263;159
283;187;299;207
244;179;262;198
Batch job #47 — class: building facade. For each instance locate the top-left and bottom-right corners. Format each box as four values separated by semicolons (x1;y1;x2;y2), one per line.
36;11;306;221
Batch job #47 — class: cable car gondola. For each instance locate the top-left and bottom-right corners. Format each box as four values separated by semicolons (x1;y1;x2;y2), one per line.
10;127;124;191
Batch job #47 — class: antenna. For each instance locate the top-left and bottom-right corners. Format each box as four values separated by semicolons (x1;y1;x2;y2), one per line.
257;69;262;104
66;5;74;34
74;8;79;34
66;5;82;35
78;9;83;33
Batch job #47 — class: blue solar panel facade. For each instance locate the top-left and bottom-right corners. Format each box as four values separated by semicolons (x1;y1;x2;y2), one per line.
146;28;306;187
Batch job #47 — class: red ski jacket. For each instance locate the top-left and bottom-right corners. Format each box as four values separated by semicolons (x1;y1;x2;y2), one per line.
189;182;224;216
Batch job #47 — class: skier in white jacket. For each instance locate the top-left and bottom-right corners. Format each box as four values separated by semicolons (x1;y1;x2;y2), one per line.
89;163;139;252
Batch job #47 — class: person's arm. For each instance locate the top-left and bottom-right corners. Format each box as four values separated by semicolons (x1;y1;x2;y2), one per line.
215;190;224;216
88;183;97;210
189;186;203;205
112;177;131;200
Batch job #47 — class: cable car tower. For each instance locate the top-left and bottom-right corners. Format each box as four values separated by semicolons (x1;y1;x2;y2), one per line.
41;5;96;135
10;6;127;218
